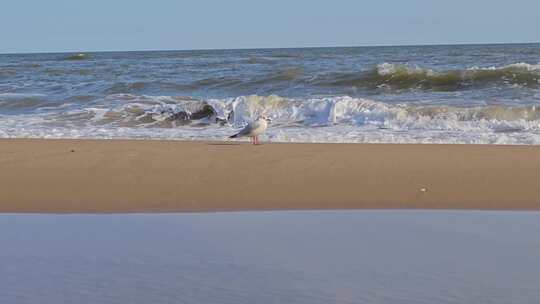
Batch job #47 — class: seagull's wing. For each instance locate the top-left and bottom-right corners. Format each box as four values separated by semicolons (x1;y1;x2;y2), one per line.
237;120;261;136
229;120;263;138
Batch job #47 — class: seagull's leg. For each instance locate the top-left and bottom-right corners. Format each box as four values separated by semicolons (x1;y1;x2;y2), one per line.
255;136;260;145
250;136;254;145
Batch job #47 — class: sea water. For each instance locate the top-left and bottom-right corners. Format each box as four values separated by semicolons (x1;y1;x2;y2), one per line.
1;44;540;143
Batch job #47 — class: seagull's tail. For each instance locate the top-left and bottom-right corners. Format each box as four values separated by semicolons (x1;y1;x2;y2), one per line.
229;133;239;139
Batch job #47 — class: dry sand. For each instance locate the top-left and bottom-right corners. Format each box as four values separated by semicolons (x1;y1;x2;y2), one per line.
1;139;540;213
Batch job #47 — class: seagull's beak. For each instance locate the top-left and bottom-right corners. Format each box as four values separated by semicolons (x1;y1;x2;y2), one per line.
265;117;272;123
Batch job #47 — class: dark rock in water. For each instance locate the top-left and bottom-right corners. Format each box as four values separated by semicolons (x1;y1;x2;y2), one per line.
168;111;190;122
64;53;88;61
154;103;218;126
165;104;216;123
190;104;216;120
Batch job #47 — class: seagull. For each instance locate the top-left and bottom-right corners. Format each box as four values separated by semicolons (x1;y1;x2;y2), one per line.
229;115;272;145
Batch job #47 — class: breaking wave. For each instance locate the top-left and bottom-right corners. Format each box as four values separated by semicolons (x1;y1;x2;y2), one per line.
2;94;540;144
6;94;540;128
315;62;540;90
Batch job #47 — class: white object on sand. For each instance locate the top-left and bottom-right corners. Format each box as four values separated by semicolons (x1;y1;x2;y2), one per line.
229;116;272;145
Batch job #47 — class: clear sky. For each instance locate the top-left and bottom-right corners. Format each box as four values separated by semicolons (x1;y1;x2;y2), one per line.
1;0;539;53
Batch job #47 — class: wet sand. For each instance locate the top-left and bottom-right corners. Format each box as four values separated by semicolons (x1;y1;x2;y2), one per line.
3;211;540;303
1;139;540;213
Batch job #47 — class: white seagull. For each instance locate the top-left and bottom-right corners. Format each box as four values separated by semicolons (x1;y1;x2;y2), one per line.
229;115;272;145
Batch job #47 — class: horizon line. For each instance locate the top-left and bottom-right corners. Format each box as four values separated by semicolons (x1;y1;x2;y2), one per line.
1;41;539;56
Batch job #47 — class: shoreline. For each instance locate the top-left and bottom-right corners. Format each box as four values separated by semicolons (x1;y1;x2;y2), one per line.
1;139;540;213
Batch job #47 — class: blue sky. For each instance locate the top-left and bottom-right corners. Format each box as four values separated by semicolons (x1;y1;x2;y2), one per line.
1;0;539;53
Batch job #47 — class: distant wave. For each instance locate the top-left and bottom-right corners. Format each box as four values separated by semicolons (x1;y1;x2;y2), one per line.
244;57;277;65
314;62;540;90
98;62;540;93
11;60;539;95
0;93;49;111
62;53;89;61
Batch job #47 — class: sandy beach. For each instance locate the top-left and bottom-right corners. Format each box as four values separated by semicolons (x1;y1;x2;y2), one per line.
1;139;540;213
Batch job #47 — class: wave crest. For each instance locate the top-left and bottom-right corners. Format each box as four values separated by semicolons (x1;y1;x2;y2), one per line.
36;95;540;134
3;94;540;144
316;62;540;90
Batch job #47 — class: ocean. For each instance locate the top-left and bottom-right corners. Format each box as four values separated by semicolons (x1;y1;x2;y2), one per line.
1;44;540;144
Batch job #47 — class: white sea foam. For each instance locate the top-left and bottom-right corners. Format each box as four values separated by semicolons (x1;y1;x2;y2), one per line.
477;62;540;71
376;62;437;76
2;95;540;144
376;62;540;76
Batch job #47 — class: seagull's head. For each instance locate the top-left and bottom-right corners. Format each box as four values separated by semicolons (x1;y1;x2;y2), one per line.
258;115;272;123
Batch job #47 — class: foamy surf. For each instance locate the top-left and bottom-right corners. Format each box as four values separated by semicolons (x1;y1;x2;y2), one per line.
1;94;540;144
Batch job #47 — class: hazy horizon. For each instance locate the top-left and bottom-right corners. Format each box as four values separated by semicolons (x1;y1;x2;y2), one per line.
1;41;539;55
